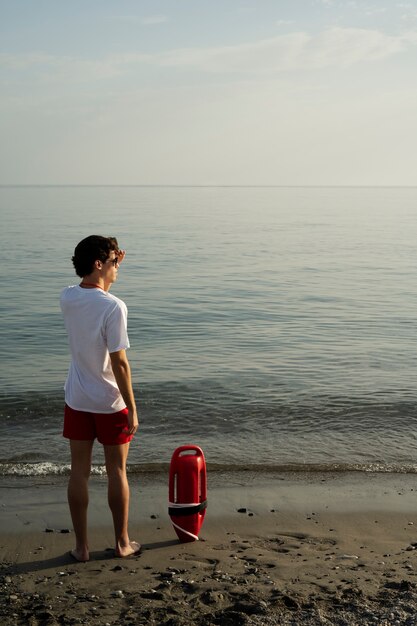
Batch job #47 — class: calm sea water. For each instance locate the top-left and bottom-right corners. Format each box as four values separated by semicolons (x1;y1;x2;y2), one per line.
2;185;417;477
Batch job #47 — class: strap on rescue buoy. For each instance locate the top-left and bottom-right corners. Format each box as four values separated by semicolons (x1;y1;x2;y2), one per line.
171;521;200;541
168;500;207;517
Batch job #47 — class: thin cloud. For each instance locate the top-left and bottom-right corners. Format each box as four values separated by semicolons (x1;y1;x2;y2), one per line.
0;52;127;84
1;27;414;86
276;20;295;26
106;14;169;25
141;15;168;25
364;7;387;15
149;27;413;73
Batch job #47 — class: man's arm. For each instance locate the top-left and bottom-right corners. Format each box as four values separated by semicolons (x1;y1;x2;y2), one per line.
110;349;138;435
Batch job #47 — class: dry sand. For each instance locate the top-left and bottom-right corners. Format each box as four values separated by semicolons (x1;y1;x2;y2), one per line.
2;471;417;625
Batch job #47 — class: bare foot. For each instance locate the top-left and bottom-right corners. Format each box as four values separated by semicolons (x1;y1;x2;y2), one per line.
115;541;141;558
70;548;89;562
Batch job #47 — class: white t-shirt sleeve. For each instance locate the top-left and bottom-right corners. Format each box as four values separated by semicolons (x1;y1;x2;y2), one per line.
104;301;130;353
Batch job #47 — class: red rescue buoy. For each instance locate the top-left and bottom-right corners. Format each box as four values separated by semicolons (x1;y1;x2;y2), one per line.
169;445;207;543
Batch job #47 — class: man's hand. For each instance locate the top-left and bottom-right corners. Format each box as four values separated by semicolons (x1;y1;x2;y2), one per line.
124;407;139;436
110;349;138;437
116;249;126;264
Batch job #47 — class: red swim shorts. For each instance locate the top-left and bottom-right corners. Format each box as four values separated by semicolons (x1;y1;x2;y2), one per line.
63;404;134;445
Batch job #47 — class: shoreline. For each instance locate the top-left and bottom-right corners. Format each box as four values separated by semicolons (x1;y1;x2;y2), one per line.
2;469;417;534
2;472;417;624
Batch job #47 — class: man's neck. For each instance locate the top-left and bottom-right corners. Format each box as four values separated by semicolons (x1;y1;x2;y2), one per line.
81;273;109;292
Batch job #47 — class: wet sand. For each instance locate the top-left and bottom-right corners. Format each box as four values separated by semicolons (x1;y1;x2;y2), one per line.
2;472;417;625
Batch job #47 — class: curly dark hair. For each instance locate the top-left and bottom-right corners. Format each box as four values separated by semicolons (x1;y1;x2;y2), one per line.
72;235;119;278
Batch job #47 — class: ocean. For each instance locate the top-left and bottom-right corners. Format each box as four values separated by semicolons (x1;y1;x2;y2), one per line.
2;185;417;479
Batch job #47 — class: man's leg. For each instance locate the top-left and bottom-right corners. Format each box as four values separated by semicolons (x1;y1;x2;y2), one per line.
104;442;140;557
68;439;94;562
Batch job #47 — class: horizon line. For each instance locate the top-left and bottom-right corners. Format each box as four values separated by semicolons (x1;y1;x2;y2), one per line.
1;184;417;189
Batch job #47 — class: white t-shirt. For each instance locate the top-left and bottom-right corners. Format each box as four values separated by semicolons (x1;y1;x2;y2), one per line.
60;285;130;413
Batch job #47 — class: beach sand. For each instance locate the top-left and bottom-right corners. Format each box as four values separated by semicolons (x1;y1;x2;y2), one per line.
2;471;417;625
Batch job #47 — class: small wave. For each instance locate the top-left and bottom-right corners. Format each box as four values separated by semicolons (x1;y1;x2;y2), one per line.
0;462;106;477
2;460;417;477
204;462;417;474
0;461;171;477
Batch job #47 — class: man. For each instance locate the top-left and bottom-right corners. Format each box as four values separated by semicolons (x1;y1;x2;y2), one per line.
61;235;139;562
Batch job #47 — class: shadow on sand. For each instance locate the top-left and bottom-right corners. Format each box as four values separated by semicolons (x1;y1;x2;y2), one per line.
7;538;180;575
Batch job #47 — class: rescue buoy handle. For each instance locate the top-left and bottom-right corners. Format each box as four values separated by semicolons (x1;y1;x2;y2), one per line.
172;445;204;459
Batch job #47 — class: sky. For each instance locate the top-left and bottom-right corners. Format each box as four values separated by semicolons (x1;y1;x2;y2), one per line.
1;0;417;186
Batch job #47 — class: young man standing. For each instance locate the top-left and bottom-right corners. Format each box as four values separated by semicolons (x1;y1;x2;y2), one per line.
61;235;139;561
